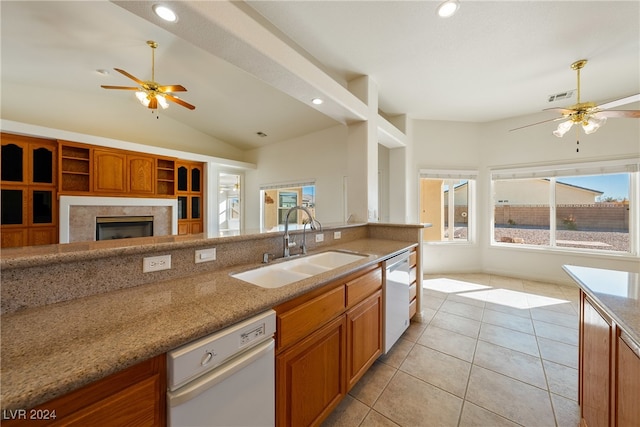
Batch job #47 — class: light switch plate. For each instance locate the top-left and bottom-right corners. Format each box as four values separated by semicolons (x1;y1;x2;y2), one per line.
195;248;216;264
334;231;342;239
315;233;324;243
143;255;171;273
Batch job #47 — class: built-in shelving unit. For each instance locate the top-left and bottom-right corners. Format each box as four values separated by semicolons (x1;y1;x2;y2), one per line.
59;142;91;193
156;158;176;197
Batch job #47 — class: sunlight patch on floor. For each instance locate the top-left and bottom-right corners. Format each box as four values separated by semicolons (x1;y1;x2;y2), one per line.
423;278;490;293
423;278;569;309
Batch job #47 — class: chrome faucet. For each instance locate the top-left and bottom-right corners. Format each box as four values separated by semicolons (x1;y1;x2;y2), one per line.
283;206;321;257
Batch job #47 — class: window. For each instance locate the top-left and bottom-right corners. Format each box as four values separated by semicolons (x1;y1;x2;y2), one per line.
260;181;316;231
491;159;639;255
420;170;476;243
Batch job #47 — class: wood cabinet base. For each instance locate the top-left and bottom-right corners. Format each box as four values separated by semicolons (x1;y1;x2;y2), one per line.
2;355;166;426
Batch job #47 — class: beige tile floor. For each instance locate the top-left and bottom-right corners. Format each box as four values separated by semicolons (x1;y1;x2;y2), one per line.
322;273;581;427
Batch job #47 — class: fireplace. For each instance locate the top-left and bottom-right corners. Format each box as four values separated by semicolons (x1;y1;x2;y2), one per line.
96;216;154;240
59;196;177;243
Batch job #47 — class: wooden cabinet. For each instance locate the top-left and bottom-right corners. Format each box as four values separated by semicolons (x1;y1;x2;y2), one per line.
346;290;382;389
2;354;166;427
176;161;203;235
59;141;176;198
93;149;127;193
275;265;382;426
408;249;418;318
128;154;155;195
94;150;155;195
580;295;613;427
276;316;346;427
1;133;57;248
579;291;640;427
616;332;640;426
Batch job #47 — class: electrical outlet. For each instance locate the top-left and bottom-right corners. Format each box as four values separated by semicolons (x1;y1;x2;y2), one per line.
195;248;216;264
315;233;324;243
143;255;171;273
334;231;342;239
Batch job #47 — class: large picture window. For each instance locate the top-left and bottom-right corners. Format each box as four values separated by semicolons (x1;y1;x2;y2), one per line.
491;159;639;255
420;170;477;243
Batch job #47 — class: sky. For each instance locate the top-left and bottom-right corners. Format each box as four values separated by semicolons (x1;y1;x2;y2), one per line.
557;173;630;201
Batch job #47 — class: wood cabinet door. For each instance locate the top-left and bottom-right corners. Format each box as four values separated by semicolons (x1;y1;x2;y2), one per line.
276;316;346;427
581;296;612;427
346;290;382;390
616;333;640;426
1;228;28;248
28;227;57;246
94;150;126;193
128;155;155;194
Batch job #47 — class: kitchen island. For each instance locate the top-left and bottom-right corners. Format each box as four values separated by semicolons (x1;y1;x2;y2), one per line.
563;265;640;427
1;223;425;419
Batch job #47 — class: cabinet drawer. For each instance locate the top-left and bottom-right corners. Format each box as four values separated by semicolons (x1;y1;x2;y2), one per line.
409;251;417;267
409;283;417;301
409;267;417;285
277;286;345;350
346;267;382;308
409;298;417;319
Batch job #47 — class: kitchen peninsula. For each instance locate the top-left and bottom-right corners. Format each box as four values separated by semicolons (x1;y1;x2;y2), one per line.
1;222;426;425
563;265;640;427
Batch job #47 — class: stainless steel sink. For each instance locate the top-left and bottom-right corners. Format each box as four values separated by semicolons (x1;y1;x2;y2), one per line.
231;250;367;288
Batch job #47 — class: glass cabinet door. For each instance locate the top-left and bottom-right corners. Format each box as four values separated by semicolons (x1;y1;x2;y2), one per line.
32;146;54;184
1;143;24;182
177;166;188;192
1;189;25;224
31;190;53;223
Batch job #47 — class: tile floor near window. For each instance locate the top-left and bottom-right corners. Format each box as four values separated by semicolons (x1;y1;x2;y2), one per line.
322;274;581;427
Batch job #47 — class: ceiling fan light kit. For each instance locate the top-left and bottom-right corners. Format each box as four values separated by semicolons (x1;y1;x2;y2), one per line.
101;40;195;111
510;58;640;146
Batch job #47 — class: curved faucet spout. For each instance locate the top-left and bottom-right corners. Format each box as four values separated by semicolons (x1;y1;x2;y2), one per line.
283;205;321;257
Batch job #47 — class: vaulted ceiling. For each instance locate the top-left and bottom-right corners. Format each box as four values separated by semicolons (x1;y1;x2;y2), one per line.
2;1;639;153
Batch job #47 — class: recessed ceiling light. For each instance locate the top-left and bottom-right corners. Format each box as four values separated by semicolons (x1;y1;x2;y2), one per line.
153;4;178;22
311;98;324;105
95;69;110;76
256;131;268;137
436;0;460;18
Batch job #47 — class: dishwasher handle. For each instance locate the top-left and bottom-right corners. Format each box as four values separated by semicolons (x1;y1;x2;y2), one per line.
384;251;410;272
167;338;274;407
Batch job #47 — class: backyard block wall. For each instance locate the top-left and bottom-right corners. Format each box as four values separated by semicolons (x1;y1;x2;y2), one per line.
493;204;629;231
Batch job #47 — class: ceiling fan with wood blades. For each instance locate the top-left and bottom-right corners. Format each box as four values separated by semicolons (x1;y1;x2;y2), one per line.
511;59;639;137
101;40;195;110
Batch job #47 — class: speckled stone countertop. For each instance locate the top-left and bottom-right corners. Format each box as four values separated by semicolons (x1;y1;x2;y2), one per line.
1;238;415;411
563;265;640;345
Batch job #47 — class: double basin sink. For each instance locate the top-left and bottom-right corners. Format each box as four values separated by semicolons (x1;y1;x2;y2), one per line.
231;250;367;288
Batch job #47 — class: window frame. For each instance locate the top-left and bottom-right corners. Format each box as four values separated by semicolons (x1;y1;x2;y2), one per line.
419;169;478;245
489;158;639;257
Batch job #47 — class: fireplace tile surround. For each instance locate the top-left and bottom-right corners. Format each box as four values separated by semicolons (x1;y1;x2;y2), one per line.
59;196;177;243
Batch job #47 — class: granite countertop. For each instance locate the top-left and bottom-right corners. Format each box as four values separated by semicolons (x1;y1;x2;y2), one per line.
1;238;415;411
563;265;640;345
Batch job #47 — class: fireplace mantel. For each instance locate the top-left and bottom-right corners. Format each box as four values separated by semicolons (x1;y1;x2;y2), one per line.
59;196;178;243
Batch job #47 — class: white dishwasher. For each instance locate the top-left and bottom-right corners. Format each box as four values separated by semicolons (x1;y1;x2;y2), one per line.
167;310;276;427
383;251;411;354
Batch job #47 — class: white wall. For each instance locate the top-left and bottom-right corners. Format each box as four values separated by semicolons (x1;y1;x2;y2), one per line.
411;120;484;274
243;124;349;230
